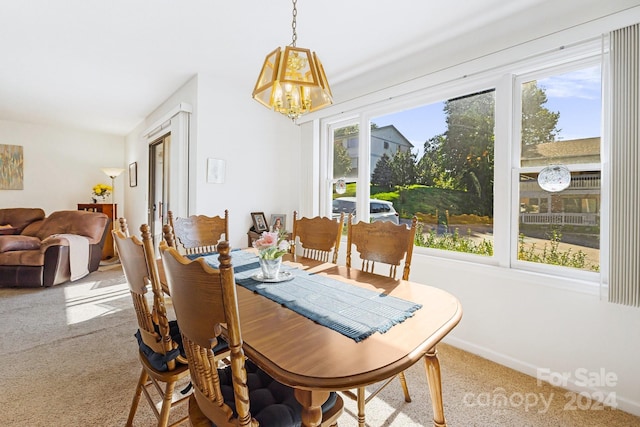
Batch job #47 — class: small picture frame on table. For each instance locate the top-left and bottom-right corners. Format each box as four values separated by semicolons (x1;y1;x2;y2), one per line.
270;214;286;232
129;162;137;187
251;212;269;233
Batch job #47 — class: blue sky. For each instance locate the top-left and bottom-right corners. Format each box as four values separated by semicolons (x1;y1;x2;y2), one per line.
372;65;602;156
538;66;601;141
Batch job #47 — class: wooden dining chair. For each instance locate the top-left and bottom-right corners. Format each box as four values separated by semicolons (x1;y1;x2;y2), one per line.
291;211;345;263
159;241;344;427
344;214;418;427
114;224;191;427
166;210;229;255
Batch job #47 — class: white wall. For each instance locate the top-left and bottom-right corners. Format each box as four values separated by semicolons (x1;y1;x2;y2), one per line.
122;120;149;233
123;73;300;251
411;255;640;415
193;73;299;249
122;76;199;235
0;119;124;215
305;5;640;417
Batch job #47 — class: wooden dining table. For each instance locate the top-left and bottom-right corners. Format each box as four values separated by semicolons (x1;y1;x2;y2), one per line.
158;251;462;427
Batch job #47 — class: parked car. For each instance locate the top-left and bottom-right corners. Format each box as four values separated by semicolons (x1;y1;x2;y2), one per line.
332;197;399;224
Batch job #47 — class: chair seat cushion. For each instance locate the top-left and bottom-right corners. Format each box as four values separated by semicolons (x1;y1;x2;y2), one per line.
215;359;338;427
135;321;182;372
135;320;228;372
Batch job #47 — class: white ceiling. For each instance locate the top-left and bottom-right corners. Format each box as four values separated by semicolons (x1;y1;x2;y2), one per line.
0;0;637;136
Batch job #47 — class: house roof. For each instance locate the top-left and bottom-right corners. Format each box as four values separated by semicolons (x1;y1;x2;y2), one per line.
522;137;601;166
372;125;414;149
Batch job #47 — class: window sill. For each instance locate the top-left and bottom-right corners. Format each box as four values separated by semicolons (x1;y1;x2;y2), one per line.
412;249;602;297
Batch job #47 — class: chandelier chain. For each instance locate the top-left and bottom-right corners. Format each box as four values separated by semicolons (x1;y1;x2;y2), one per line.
291;0;297;47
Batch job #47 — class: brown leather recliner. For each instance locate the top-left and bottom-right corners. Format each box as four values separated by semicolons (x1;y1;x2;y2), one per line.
0;209;110;288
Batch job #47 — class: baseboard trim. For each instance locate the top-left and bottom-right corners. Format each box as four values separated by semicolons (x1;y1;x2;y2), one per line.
442;336;640;417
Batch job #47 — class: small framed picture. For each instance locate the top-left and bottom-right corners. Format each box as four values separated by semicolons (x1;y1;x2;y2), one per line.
270;214;286;232
207;158;226;184
129;162;137;187
251;212;269;233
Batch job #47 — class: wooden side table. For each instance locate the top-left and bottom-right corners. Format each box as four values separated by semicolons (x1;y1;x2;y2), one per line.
78;203;117;259
247;230;261;247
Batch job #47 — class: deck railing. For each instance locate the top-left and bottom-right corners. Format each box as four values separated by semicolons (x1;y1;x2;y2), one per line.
520;213;599;226
520;173;600;192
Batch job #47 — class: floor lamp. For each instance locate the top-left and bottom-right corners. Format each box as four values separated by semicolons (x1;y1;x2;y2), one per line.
101;167;124;264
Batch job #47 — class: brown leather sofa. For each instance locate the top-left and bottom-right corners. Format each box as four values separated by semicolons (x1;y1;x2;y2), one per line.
0;208;110;288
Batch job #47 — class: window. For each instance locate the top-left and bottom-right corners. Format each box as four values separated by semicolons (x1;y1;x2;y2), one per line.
370;90;495;257
514;63;601;274
332;123;360;217
321;40;605;283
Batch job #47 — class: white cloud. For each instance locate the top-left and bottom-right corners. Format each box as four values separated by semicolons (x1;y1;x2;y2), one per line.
538;66;601;100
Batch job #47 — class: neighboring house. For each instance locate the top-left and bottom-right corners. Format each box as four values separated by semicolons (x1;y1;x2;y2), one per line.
370;125;414;173
334;125;414;178
520;137;600;227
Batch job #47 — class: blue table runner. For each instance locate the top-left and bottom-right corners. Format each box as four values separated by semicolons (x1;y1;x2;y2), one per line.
192;250;422;342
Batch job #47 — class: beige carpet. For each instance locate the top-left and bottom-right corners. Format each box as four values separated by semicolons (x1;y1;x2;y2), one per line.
1;266;638;427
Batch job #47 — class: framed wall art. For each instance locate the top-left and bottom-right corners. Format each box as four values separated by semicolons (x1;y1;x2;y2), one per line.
0;144;24;190
207;158;226;183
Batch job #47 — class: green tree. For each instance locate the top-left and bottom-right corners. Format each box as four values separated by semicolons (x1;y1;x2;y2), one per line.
521;81;561;146
371;153;393;189
416;135;448;186
390;149;417;187
432;84;559;216
439;90;496;215
333;142;352;178
333;123;380;178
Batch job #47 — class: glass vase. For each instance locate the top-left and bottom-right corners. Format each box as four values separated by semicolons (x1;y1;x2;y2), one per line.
259;257;282;280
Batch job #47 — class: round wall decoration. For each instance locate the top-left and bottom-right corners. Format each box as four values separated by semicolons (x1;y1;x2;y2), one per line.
537;164;571;192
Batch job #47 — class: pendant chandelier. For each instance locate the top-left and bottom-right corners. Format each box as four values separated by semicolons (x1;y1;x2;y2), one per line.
252;0;333;120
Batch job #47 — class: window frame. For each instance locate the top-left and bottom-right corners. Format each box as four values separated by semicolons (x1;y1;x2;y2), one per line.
323;117;361;219
510;57;604;281
318;38;607;285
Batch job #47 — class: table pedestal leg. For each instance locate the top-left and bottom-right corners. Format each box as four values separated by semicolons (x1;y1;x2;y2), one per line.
294;389;329;427
423;346;447;427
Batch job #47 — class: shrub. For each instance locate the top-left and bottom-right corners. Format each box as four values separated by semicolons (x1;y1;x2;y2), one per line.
414;226;599;271
415;224;493;256
517;231;599;271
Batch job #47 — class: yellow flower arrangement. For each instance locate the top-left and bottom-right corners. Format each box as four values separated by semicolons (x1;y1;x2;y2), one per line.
92;183;112;200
